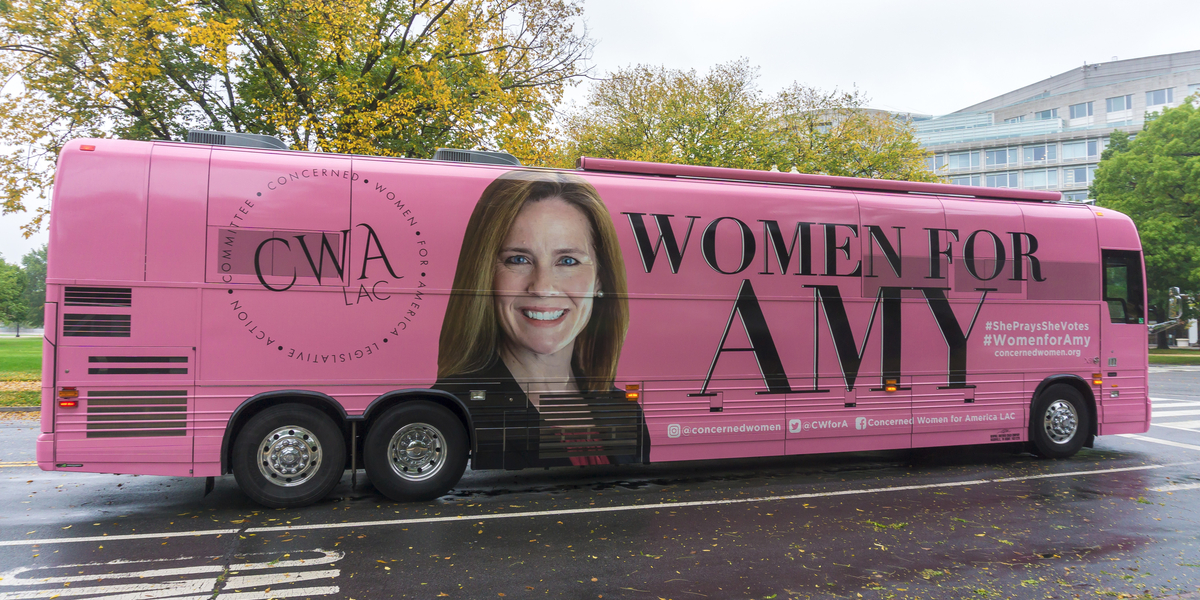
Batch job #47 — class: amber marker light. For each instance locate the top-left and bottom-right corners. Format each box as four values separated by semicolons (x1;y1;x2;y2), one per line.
1092;374;1103;385
885;379;898;393
58;387;78;399
79;144;96;151
626;384;640;401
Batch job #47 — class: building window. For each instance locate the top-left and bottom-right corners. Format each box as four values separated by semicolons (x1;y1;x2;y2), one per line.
1023;144;1057;163
1105;95;1132;112
985;172;1018;188
1063;191;1089;202
1062;140;1099;161
1004;116;1026;124
1069;102;1093;119
1023;169;1058;190
1146;88;1174;106
1064;165;1096;186
948;151;979;170
1190;83;1200;98
985;148;1017;166
1034;108;1058;120
950;175;981;186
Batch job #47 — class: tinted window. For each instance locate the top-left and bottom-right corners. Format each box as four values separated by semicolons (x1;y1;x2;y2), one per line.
1102;250;1145;324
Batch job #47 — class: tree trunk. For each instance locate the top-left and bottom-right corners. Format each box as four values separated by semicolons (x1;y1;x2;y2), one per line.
1157;330;1171;350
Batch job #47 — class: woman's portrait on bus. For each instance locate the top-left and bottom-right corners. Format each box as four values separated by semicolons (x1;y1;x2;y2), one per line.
434;170;649;469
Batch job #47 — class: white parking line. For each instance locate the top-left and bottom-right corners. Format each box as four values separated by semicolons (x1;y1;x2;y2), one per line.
1154;421;1200;432
1149;482;1200;493
0;549;343;600
1119;434;1200;452
1150;397;1200;405
1151;409;1200;418
1;461;1195;548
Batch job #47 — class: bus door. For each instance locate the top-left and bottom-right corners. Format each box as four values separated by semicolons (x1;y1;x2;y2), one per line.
1099;249;1149;430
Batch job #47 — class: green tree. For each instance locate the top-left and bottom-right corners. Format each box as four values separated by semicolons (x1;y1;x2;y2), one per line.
557;60;937;182
0;0;593;235
1092;98;1200;316
19;245;45;328
770;84;936;181
0;256;30;335
557;60;775;170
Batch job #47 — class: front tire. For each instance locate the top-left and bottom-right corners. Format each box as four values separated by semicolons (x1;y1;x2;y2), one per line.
1030;384;1089;459
364;402;468;502
232;404;346;508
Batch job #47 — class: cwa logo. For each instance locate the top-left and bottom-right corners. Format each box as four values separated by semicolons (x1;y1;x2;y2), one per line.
667;424;682;438
856;417;867;430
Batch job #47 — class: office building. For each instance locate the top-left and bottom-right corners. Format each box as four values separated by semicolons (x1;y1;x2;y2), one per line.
913;50;1200;201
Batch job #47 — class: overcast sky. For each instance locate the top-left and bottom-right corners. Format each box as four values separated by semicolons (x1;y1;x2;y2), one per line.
4;0;1199;262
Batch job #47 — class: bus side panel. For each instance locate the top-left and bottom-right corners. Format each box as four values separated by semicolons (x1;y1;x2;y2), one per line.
911;198;1034;448
48;140;150;282
147;144;211;283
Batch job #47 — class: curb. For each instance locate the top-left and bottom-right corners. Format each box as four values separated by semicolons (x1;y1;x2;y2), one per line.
0;407;39;413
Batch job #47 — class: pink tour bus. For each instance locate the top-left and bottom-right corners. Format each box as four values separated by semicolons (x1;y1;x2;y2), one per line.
38;133;1149;507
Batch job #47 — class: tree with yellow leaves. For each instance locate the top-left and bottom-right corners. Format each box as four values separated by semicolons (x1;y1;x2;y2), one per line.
559;60;937;182
0;0;592;234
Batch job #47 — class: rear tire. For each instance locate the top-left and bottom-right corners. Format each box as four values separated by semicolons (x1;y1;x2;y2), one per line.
1030;384;1089;459
232;404;346;508
364;402;468;502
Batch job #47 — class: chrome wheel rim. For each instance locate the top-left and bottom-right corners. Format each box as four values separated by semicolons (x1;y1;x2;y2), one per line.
1043;399;1078;444
387;423;445;482
257;426;323;487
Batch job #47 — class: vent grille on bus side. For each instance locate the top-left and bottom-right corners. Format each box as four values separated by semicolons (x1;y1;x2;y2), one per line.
87;356;188;375
536;391;641;460
85;390;187;438
63;314;131;337
64;286;131;307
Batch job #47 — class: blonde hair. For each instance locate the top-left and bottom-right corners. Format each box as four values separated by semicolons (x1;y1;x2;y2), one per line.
437;170;629;392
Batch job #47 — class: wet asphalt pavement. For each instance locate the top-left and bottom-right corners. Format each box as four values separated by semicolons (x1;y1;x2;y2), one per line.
1;369;1198;599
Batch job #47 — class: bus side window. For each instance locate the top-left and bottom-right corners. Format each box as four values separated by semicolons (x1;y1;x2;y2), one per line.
1102;250;1145;324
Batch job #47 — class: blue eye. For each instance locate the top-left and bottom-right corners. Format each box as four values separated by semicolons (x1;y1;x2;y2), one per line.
560;257;579;266
506;255;530;265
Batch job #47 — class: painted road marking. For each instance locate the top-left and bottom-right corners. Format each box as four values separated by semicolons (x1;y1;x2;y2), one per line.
0;461;35;468
1;461;1195;548
1152;409;1200;418
1149;482;1200;493
1150;397;1200;404
0;548;342;599
1154;420;1200;432
1120;434;1200;452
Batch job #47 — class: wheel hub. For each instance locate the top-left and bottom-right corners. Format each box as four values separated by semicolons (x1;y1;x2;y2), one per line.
388;423;445;482
1043;399;1078;444
258;426;323;487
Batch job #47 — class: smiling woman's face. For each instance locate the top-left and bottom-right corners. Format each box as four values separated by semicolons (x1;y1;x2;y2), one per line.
493;197;599;361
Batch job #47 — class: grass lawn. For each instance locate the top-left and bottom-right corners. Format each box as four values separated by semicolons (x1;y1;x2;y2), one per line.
1149;353;1200;365
0;337;41;407
0;337;41;381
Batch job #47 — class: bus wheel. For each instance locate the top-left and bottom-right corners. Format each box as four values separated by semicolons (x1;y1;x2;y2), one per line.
1030;384;1089;459
232;404;346;508
364;402;467;502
